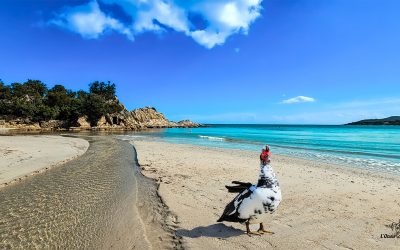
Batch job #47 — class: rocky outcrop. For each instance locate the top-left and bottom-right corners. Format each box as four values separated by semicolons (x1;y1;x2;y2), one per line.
88;106;201;130
76;116;91;129
39;120;66;129
2;119;41;130
2;119;67;131
130;107;201;128
2;104;201;131
130;106;178;128
176;119;201;127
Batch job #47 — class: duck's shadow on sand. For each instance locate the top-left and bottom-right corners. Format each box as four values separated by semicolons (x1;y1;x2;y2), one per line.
177;223;244;238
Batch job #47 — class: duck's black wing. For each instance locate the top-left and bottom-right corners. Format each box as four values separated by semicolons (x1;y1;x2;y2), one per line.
217;188;253;223
225;181;253;193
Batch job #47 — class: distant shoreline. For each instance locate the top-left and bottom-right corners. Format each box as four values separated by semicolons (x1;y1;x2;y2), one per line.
346;116;400;125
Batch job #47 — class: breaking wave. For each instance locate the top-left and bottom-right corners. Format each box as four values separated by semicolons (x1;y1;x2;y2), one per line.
198;135;225;141
116;124;400;175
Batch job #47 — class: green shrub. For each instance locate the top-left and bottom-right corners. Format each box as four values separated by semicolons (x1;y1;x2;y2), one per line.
0;79;122;126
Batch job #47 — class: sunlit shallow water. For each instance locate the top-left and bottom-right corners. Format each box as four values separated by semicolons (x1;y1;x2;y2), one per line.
119;125;400;175
0;136;146;249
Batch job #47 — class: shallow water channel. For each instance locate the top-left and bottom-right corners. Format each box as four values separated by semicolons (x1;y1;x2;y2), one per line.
0;136;164;249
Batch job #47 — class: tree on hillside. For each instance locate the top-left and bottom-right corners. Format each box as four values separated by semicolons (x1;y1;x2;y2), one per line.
0;80;11;99
11;80;47;98
0;81;13;117
46;85;70;107
78;81;122;126
0;79;123;126
89;81;116;100
83;81;122;126
46;84;81;121
5;80;49;121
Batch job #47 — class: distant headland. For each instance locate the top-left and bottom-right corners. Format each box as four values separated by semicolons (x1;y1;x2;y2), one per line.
0;79;201;131
346;116;400;125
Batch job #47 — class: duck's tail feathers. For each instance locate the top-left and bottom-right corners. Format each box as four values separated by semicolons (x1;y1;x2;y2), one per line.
225;181;252;193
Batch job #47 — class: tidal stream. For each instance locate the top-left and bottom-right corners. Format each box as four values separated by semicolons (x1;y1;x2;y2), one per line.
0;136;177;249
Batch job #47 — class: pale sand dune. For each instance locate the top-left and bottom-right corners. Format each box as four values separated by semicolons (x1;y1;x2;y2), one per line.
132;140;400;250
0;135;89;187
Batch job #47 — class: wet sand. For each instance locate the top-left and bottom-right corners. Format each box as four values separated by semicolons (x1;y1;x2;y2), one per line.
0;136;180;249
0;135;89;187
132;140;400;250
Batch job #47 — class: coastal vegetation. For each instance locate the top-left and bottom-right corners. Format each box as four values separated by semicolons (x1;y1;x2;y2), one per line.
0;79;122;126
347;116;400;125
0;79;200;130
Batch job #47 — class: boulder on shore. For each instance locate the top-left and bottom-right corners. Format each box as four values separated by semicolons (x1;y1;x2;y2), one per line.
77;116;91;129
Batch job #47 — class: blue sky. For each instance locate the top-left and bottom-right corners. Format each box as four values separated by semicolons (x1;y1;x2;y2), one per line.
1;0;399;124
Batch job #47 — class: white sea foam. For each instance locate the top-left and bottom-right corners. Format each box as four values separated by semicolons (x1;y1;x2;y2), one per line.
115;127;400;175
116;135;147;141
275;147;400;174
198;135;225;141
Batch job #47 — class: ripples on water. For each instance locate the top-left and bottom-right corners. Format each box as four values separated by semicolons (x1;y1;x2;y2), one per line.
0;137;144;249
120;125;400;175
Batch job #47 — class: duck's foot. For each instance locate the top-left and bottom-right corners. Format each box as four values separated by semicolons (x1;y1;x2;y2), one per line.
246;231;262;237
258;223;275;235
245;221;262;236
257;229;274;235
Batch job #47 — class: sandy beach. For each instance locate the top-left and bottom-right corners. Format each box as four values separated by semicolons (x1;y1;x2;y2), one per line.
132;140;400;250
0;135;89;187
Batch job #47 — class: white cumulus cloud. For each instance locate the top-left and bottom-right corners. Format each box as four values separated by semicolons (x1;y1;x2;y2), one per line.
50;0;264;48
281;96;316;104
50;1;134;40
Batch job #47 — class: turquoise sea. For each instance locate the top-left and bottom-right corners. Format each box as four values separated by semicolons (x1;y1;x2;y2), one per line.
123;125;400;175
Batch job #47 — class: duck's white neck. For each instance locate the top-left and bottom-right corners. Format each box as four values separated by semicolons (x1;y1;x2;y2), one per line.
259;164;273;177
257;164;277;188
